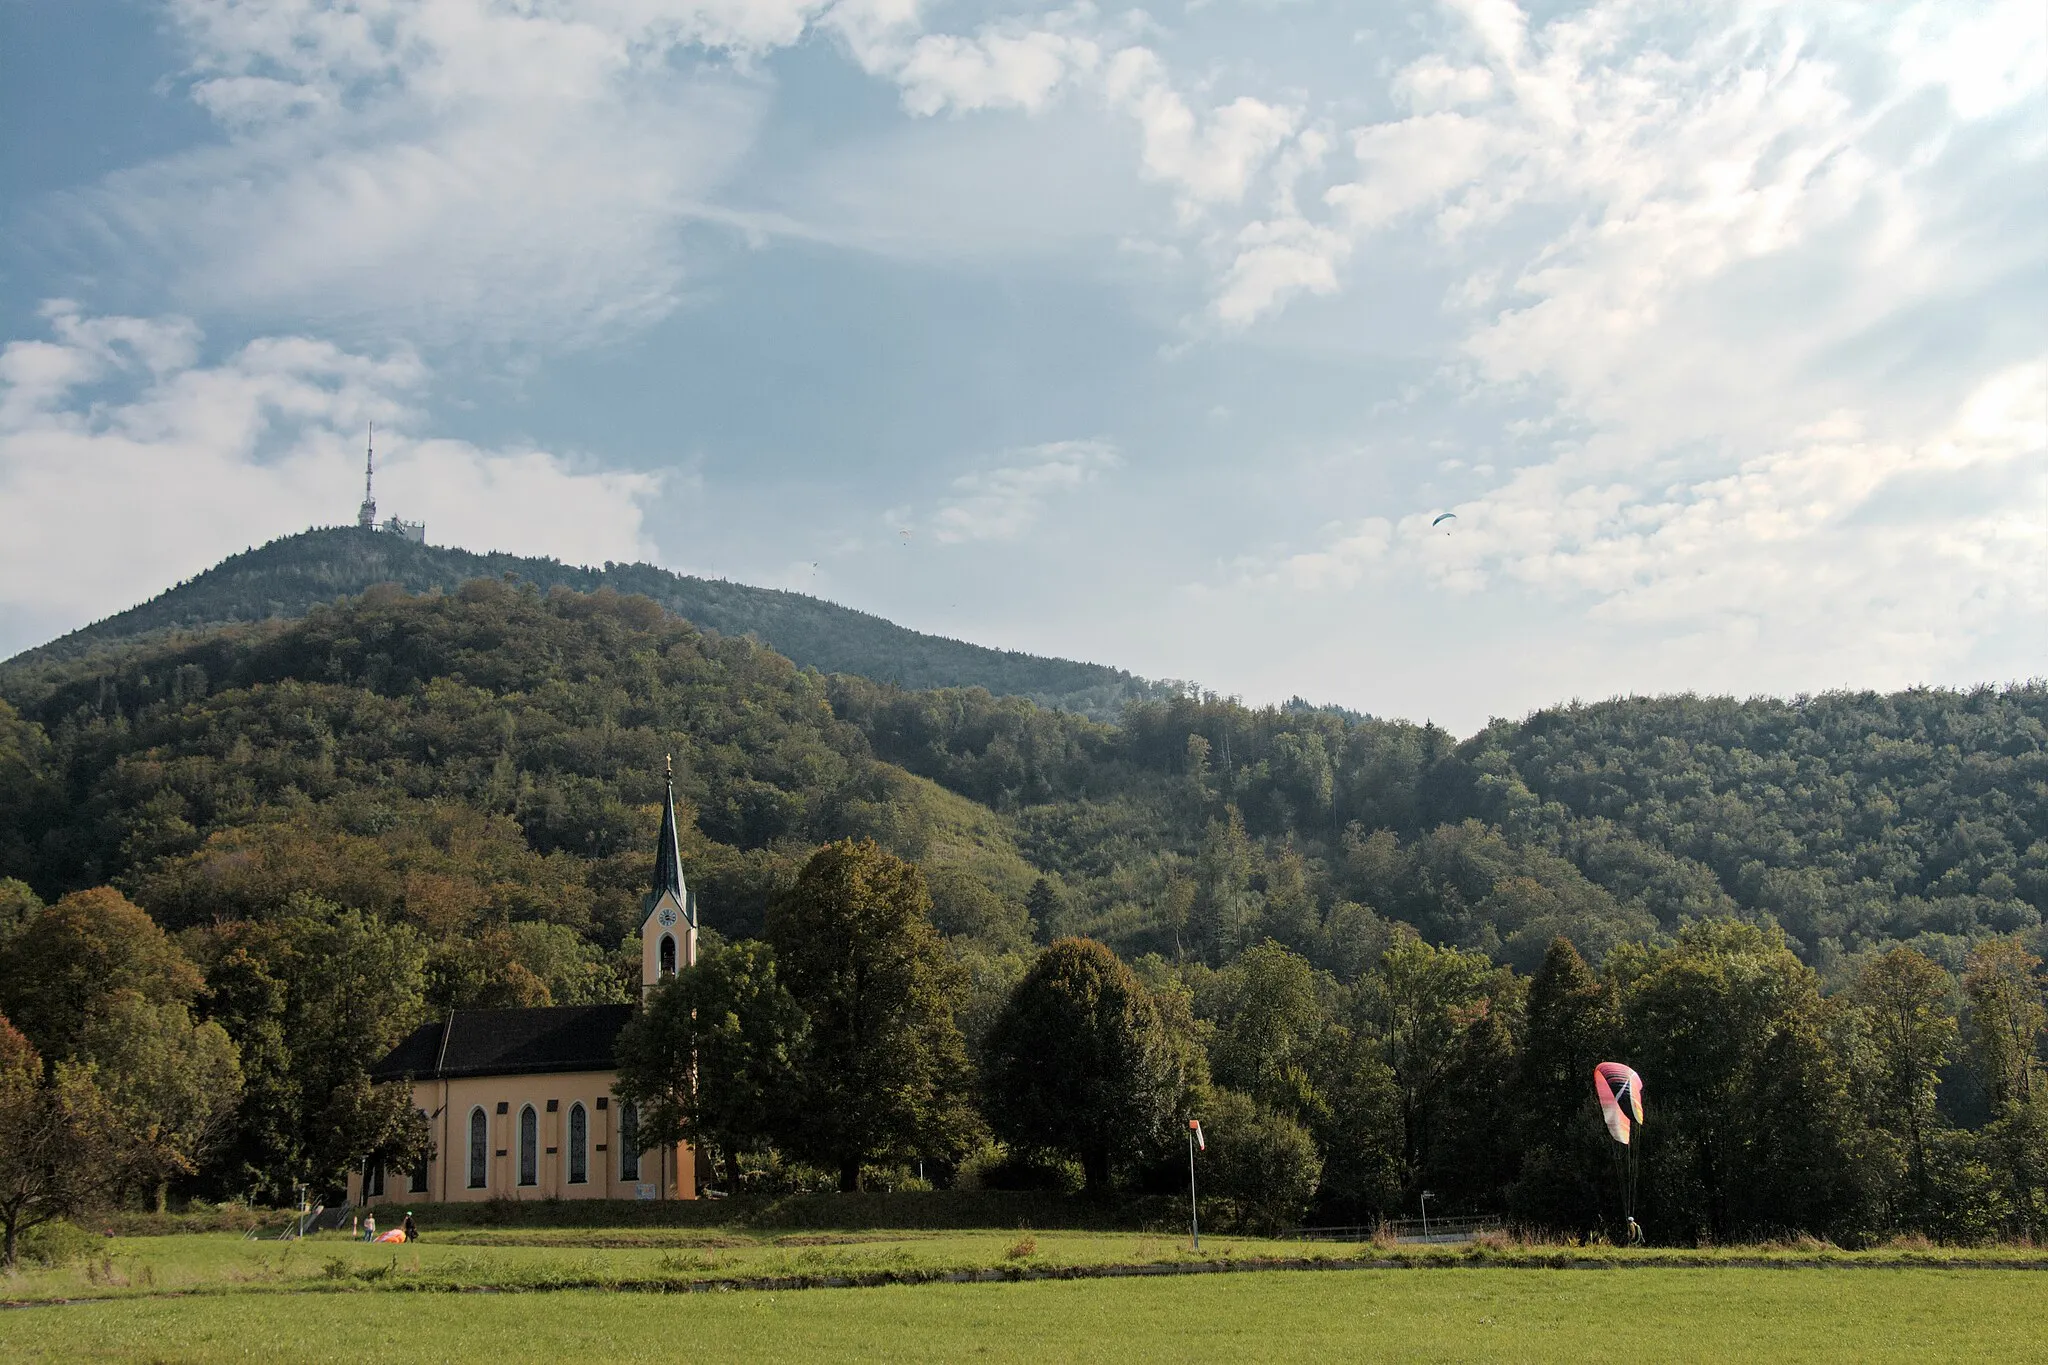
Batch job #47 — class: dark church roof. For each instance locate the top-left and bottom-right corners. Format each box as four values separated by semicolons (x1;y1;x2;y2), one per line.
369;1004;636;1082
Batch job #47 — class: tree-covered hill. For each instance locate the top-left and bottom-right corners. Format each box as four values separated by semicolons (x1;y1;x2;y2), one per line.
5;527;1166;718
3;581;2040;1239
827;678;2047;978
0;581;1043;955
2;579;2041;990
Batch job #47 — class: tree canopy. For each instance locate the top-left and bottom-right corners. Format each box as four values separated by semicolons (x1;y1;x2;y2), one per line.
0;581;2041;1236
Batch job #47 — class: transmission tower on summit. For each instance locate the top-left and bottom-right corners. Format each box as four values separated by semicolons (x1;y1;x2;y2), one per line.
353;424;427;543
357;424;379;529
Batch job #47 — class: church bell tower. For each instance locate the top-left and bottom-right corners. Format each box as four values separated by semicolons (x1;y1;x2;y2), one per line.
641;756;698;997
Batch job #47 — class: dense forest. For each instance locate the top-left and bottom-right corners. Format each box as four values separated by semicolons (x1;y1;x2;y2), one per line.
9;527;1166;718
0;581;2042;1247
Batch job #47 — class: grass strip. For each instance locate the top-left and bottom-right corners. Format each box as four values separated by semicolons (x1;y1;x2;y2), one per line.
4;1268;2042;1363
7;1238;2044;1308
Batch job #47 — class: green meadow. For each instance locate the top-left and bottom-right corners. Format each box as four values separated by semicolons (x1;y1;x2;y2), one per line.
3;1225;2040;1303
5;1221;2044;1361
3;1265;2041;1363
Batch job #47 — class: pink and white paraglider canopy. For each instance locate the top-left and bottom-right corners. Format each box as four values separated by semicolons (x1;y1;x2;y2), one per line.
1593;1062;1645;1145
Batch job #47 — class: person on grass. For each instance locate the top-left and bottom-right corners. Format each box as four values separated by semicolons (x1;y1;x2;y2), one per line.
403;1212;418;1242
363;1213;377;1242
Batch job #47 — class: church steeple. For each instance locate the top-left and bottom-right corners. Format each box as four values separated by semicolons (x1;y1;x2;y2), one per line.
641;756;697;997
651;754;685;908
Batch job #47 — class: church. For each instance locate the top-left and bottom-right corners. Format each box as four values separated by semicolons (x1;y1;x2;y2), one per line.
348;766;700;1206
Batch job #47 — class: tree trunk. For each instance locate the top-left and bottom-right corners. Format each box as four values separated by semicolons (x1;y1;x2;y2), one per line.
839;1158;861;1194
1083;1150;1111;1195
724;1147;742;1195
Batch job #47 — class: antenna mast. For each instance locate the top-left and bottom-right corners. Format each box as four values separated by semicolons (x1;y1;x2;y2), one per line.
357;423;377;529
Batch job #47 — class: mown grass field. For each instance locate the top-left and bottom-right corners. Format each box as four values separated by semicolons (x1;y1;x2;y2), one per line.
3;1224;2039;1302
4;1267;2042;1362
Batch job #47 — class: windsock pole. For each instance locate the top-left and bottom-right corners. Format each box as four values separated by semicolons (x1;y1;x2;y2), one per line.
1186;1119;1205;1251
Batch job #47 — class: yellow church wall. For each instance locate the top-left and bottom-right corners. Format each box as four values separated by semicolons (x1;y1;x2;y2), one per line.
347;1069;694;1207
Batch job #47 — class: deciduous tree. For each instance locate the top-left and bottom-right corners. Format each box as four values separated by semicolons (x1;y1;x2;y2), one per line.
78;992;243;1210
1850;947;1958;1215
767;840;981;1190
0;1015;113;1269
1209;941;1326;1119
0;887;201;1057
614;940;807;1192
981;938;1182;1192
1194;1086;1321;1233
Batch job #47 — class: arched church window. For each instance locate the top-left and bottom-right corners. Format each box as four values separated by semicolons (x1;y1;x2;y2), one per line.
468;1108;487;1188
659;933;677;977
620;1102;641;1182
568;1103;588;1184
518;1105;538;1186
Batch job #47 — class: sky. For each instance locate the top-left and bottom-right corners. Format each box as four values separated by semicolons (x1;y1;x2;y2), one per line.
0;0;2042;733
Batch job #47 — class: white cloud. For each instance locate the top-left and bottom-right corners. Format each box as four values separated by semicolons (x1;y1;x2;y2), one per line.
0;304;660;637
837;8;1306;229
930;439;1120;544
1393;55;1496;112
1891;0;2048;120
1412;361;2048;677
893;28;1097;116
1326;111;1496;234
840;6;1105;118
1249;517;1395;591
1104;47;1299;214
64;2;1311;346
1208;0;2044;692
1213;215;1352;324
58;1;841;346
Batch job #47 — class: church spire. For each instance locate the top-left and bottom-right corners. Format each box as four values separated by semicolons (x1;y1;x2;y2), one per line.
651;753;686;910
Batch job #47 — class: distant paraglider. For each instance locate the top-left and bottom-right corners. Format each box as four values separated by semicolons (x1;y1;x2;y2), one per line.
1593;1062;1646;1244
1431;512;1457;533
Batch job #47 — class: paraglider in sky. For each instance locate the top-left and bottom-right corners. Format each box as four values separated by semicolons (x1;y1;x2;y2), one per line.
1593;1062;1644;1145
1431;512;1457;531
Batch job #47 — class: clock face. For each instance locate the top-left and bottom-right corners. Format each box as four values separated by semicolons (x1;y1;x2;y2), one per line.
658;907;677;927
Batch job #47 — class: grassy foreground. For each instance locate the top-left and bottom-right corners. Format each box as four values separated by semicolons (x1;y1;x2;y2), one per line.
4;1226;2039;1303
4;1267;2041;1362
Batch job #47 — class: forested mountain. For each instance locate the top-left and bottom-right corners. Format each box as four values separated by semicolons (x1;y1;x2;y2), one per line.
7;527;1166;718
833;678;2047;981
4;580;2042;980
1;581;2041;1241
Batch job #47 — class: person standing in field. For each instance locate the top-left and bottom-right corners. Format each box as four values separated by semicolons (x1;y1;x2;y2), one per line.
363;1213;377;1242
403;1212;417;1242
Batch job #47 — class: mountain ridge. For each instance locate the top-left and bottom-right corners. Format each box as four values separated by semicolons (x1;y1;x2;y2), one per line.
5;527;1170;718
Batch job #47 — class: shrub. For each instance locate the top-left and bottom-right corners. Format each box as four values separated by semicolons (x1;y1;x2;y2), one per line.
1196;1088;1322;1234
17;1220;98;1268
957;1144;1085;1195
